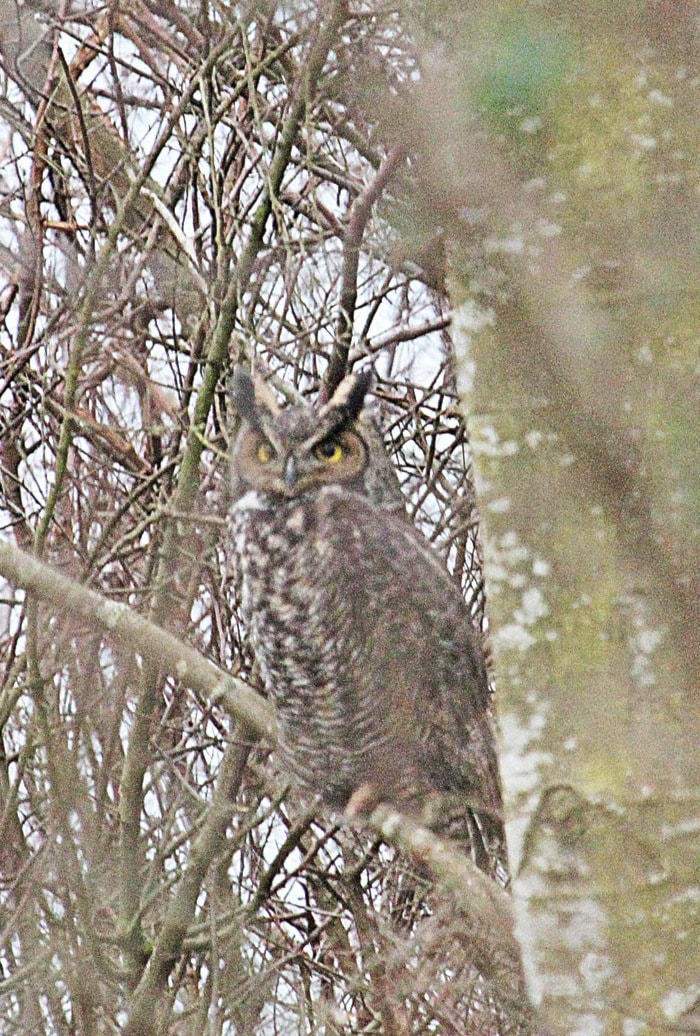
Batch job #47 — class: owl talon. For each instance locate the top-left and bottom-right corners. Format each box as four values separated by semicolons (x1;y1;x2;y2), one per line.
345;782;381;819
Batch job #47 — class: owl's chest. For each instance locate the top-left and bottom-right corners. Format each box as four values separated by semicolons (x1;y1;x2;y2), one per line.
231;493;370;800
230;493;343;682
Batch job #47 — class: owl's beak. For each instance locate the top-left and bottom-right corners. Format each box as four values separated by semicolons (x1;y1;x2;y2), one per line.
284;455;298;491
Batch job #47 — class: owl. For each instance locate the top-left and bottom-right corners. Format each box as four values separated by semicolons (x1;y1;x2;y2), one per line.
229;369;505;877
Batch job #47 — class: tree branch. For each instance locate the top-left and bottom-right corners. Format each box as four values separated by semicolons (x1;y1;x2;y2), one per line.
369;803;535;1031
0;538;275;739
325;144;408;397
0;537;531;1022
122;737;254;1036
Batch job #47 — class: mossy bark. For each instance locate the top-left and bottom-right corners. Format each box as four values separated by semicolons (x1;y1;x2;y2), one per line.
407;3;700;1030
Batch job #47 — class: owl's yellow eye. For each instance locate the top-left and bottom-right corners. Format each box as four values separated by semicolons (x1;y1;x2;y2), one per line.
257;441;275;464
315;439;344;463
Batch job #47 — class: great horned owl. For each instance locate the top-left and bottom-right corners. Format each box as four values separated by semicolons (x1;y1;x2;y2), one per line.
229;369;505;876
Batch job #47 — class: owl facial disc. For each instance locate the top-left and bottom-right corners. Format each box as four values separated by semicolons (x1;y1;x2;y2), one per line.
231;369;374;498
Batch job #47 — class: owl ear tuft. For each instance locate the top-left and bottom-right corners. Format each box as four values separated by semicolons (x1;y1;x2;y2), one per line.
321;369;374;427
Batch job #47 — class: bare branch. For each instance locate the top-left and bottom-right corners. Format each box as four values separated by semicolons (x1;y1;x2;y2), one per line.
0;538;275;738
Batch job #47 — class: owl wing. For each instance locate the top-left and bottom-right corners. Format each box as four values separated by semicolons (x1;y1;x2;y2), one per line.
312;487;503;825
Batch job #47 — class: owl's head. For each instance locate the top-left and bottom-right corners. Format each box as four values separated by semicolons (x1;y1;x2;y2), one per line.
231;369;374;498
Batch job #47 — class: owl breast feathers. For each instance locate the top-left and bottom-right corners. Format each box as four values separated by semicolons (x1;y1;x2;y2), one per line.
229;369;505;875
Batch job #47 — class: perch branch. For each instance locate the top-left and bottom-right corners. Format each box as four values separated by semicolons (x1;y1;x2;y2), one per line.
0;538;532;1025
0;539;275;739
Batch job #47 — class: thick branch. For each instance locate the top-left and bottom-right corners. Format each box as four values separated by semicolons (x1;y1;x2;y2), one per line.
0;537;538;1027
378;63;699;697
369;803;535;1032
0;539;275;739
122;738;253;1036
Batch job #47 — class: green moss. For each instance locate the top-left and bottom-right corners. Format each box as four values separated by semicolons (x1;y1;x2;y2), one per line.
475;20;572;127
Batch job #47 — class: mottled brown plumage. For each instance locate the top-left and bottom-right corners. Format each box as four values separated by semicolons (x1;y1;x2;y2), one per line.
229;370;505;877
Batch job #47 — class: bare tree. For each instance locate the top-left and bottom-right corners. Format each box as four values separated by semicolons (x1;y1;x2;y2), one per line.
0;3;529;1034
